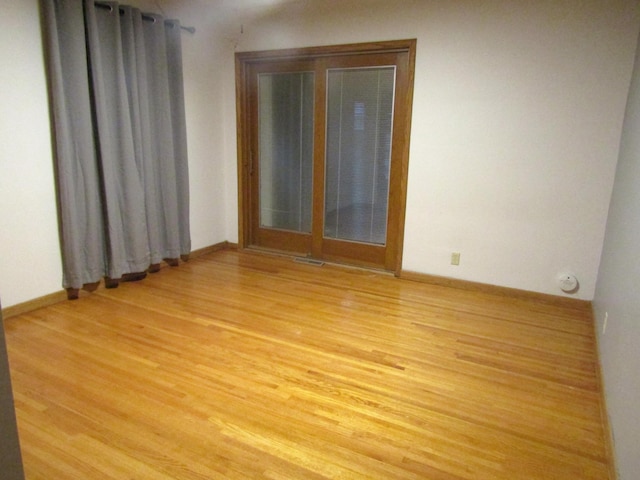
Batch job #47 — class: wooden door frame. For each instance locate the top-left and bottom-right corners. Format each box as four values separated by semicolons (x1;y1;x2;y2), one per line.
235;39;417;275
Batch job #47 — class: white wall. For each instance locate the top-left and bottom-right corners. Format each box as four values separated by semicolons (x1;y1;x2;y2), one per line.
593;28;640;480
226;0;640;299
177;19;230;250
0;0;62;308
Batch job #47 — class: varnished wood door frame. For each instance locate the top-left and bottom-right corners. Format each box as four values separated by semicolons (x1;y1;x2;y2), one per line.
235;39;417;275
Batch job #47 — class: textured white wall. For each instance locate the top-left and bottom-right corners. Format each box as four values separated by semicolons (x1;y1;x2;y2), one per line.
593;27;640;480
0;0;62;308
227;0;640;299
180;28;230;250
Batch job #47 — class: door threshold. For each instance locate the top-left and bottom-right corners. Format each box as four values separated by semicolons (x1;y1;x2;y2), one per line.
293;257;325;266
243;246;395;276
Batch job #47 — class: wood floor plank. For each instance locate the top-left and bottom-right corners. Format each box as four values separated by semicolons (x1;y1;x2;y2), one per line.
3;250;611;479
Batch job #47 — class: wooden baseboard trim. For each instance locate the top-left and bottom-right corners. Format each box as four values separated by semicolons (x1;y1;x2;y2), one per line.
2;291;69;320
2;242;238;320
189;241;238;260
400;270;592;309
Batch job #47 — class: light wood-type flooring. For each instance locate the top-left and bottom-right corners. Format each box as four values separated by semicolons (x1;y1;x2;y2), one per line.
4;250;611;479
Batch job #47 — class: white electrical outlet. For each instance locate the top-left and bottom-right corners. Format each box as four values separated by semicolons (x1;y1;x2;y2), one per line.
451;252;460;266
603;312;608;335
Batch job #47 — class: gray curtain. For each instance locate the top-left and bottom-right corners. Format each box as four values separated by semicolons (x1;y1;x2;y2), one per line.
41;0;191;298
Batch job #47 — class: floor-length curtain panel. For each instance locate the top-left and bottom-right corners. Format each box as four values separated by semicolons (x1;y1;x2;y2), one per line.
41;0;191;298
119;5;159;267
141;13;182;264
41;0;108;292
85;0;150;280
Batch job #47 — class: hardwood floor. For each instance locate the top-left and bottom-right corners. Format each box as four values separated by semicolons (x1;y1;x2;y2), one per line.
4;250;611;479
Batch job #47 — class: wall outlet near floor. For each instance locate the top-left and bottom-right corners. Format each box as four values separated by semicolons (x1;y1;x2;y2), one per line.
603;312;608;335
451;252;461;266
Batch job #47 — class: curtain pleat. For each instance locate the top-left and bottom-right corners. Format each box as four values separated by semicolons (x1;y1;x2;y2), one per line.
41;0;191;296
165;20;191;258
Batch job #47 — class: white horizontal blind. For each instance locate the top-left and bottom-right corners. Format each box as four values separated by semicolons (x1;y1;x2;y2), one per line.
324;67;396;245
258;72;314;232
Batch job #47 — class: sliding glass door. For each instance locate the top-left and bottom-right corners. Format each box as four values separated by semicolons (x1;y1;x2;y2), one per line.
237;41;416;272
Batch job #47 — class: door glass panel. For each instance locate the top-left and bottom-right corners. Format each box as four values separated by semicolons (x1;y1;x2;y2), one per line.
324;67;395;245
259;72;314;232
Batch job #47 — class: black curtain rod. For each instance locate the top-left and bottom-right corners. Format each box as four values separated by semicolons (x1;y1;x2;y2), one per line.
94;2;196;34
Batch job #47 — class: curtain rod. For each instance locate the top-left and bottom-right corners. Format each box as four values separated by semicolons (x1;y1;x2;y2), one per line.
94;2;196;34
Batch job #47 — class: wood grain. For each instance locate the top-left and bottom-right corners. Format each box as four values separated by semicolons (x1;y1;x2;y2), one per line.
4;250;611;479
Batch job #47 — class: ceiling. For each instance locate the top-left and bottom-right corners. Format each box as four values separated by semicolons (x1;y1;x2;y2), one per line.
127;0;305;36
